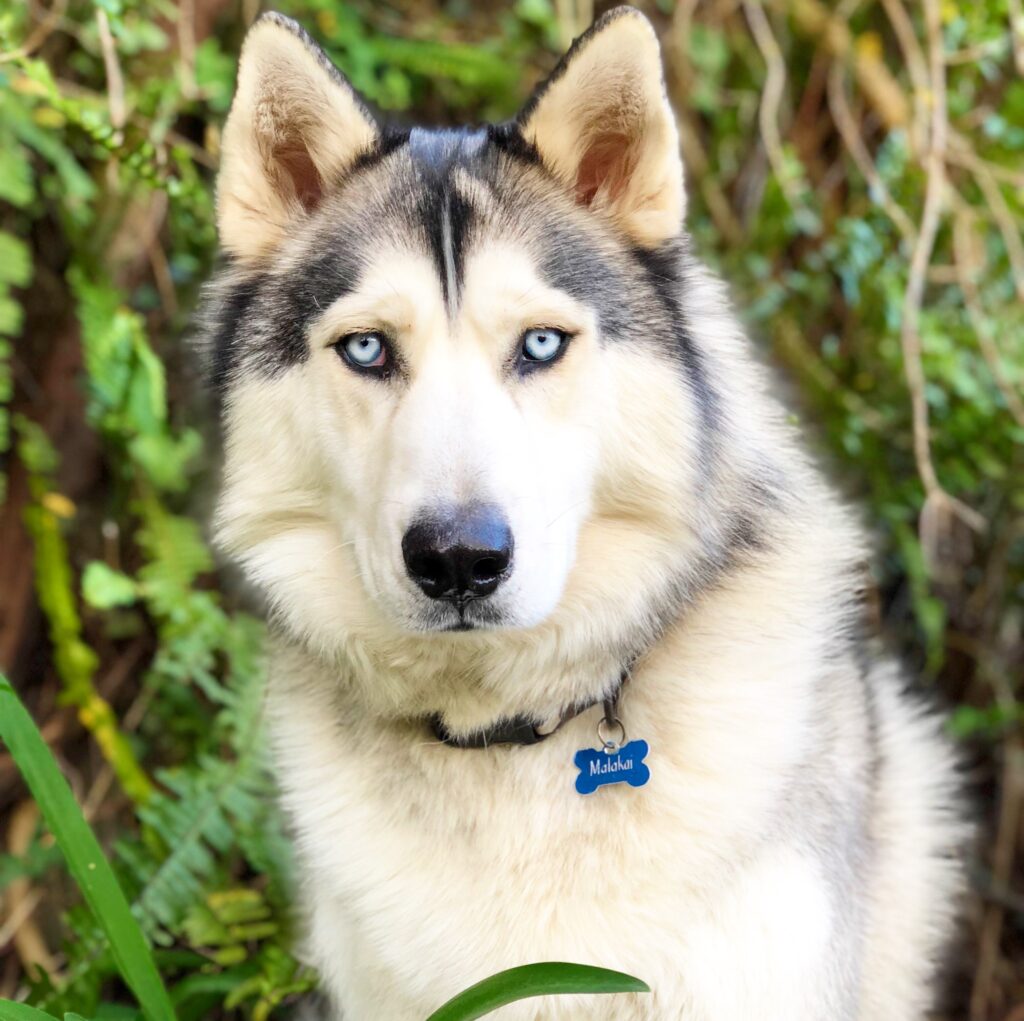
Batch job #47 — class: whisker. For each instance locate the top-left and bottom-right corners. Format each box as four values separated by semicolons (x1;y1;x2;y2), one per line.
545;499;589;529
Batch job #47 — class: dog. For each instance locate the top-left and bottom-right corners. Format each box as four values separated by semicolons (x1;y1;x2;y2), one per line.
200;8;967;1018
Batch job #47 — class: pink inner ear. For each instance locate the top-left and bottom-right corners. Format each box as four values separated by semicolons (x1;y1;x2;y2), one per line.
274;136;323;213
575;132;633;207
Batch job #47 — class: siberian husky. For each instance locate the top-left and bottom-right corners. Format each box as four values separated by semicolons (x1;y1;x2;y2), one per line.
201;8;967;1018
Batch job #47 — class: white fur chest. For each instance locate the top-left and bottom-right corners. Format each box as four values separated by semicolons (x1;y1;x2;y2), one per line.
266;621;846;1021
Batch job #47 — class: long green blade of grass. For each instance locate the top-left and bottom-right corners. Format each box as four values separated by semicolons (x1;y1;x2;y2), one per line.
0;677;175;1021
423;962;650;1021
0;1002;61;1020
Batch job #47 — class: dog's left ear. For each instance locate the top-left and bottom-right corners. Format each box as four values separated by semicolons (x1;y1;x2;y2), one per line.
217;13;379;263
517;7;684;247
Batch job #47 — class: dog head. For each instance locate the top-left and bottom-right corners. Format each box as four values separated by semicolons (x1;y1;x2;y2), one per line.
204;8;766;717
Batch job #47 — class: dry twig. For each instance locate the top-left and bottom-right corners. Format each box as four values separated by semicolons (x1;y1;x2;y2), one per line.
781;0;910;130
901;0;985;556
826;62;917;247
1009;0;1024;78
0;802;56;978
554;0;592;50
95;8;125;133
952;206;1024;431
663;4;745;246
744;0;807;212
948;136;1024;191
878;0;929;152
177;0;197;100
966;161;1024;306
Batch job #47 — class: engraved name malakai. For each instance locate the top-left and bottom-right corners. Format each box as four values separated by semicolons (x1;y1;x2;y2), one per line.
574;739;650;795
590;755;634;776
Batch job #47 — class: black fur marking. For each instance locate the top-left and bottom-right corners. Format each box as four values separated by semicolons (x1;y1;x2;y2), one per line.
348;125;411;176
631;241;720;433
409;128;483;308
532;220;630;337
208;272;267;395
486;121;541;165
531;223;714;432
443;186;474;304
409;127;485;174
271;239;364;359
723;512;763;556
208;237;364;396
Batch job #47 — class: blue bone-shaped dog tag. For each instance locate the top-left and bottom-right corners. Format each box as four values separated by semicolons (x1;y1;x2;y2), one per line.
574;739;650;795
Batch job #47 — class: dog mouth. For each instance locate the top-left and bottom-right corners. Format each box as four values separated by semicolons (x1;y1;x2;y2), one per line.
424;595;507;633
441;599;477;631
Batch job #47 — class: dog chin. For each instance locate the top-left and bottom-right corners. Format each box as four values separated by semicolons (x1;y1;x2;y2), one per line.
412;599;517;634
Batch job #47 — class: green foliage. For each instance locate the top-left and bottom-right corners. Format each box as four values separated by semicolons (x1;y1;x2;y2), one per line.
15;416;153;804
423;963;650;1021
0;1003;66;1021
81;563;139;610
679;2;1023;708
274;2;557;117
0;677;174;1021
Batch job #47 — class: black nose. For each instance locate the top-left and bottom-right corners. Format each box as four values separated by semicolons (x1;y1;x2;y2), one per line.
402;504;513;602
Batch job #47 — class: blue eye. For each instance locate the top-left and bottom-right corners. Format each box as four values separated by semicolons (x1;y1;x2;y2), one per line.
521;327;569;365
337;331;388;372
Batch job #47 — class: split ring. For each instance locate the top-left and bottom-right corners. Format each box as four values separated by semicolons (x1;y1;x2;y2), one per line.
597;715;626;753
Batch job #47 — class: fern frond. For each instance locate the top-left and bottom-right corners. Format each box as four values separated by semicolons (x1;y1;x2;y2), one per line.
127;752;268;940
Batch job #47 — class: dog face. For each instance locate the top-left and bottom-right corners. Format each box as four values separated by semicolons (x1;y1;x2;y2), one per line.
206;8;748;705
297;228;604;634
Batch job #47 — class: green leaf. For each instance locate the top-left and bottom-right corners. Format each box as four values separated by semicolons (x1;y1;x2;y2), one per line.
12;414;57;474
91;1007;141;1020
0;677;175;1021
82;562;138;609
0;141;34;208
193;38;236;113
0;232;32;287
0;296;23;335
0;1001;60;1020
128;430;201;493
423;963;649;1021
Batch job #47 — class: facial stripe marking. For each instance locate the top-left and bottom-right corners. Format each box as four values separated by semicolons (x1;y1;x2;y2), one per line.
409;128;482;309
441;191;458;310
207;271;266;395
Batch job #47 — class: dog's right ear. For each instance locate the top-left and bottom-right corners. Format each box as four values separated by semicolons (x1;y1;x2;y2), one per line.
517;7;683;248
217;13;378;263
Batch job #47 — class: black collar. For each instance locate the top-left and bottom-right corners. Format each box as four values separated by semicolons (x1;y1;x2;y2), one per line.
430;668;630;749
